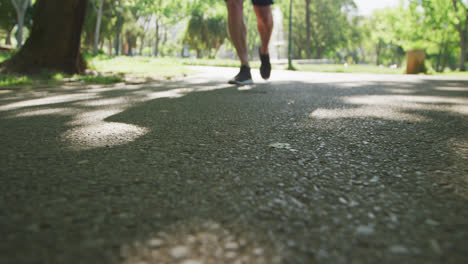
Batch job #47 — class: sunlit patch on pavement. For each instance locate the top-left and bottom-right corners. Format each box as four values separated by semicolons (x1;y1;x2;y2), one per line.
119;220;280;264
449;105;468;116
62;109;149;150
309;106;426;122
196;84;233;92
435;86;468;92
344;95;468;105
385;89;415;94
74;97;129;107
66;109;124;126
12;108;75;118
62;122;149;150
310;94;468;121
141;89;187;100
0;90;12;95
0;93;99;112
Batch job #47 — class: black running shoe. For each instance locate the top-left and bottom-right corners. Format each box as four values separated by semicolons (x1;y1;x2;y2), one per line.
259;49;271;80
228;65;253;85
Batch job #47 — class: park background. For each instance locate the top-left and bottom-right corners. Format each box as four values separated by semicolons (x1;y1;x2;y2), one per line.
1;0;468;86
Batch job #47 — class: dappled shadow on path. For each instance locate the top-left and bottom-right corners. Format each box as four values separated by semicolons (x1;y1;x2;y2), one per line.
1;70;468;264
0;75;234;150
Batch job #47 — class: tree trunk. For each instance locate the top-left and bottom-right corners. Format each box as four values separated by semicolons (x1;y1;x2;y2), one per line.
93;0;104;54
139;36;145;56
126;33;134;56
122;40;128;55
287;0;294;70
139;17;150;56
305;0;311;59
15;12;25;47
154;19;160;57
459;28;467;71
163;27;168;44
1;0;88;74
108;39;113;56
376;40;381;65
313;36;322;59
6;29;12;46
115;12;123;55
315;47;323;59
452;0;467;71
441;42;448;71
436;41;444;72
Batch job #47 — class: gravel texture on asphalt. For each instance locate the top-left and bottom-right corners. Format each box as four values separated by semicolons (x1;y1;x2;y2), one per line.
1;67;467;264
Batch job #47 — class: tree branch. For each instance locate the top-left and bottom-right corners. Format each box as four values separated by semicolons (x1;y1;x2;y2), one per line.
10;0;19;10
452;0;458;12
21;0;30;11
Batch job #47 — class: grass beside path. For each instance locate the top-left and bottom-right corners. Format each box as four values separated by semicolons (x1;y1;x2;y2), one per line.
0;54;193;89
88;55;192;79
296;63;405;74
0;72;125;89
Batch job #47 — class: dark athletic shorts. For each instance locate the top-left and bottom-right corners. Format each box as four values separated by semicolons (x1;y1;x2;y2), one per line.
251;0;273;6
226;0;274;6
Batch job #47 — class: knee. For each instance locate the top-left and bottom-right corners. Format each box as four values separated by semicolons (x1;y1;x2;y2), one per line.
259;16;272;29
256;9;273;27
226;0;244;12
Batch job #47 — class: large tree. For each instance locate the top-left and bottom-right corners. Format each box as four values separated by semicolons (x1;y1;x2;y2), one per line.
0;0;88;74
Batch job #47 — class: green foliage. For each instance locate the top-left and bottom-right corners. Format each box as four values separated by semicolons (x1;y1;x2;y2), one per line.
282;0;357;59
413;0;467;71
82;0;119;51
0;0;16;38
183;2;227;58
0;52;13;63
354;0;467;72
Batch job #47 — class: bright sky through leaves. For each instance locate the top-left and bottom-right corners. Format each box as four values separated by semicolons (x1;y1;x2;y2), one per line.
354;0;404;15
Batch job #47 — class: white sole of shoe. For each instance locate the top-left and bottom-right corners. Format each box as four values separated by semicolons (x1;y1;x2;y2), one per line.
232;79;254;86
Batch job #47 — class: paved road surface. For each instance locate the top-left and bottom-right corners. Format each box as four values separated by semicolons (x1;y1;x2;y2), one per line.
1;67;468;264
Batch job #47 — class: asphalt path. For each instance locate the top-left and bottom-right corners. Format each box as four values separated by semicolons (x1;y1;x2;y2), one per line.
1;67;468;264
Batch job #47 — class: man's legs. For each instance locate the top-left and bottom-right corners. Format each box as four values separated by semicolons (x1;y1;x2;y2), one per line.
226;0;249;67
225;0;274;84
